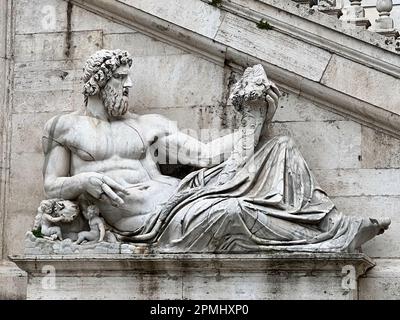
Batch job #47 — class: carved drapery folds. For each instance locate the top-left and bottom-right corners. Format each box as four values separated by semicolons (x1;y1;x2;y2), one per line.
25;52;391;254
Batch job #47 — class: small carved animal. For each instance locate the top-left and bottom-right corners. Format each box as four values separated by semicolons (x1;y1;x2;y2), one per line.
33;199;80;240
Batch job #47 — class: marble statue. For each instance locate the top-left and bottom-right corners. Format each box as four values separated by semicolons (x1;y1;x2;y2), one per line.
74;205;105;244
32;49;390;253
33;199;80;241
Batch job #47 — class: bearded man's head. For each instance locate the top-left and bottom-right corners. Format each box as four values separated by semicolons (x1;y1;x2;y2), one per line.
82;49;133;117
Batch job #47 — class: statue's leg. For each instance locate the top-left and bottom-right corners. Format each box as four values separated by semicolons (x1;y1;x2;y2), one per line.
157;197;325;252
84;231;99;242
74;231;92;244
157;134;390;252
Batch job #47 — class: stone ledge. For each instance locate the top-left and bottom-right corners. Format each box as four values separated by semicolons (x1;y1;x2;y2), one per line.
10;253;375;299
10;253;375;274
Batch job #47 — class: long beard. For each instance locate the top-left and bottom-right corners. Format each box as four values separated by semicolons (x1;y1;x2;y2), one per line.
100;84;129;117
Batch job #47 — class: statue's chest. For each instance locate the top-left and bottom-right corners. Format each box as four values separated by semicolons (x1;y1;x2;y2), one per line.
67;120;147;161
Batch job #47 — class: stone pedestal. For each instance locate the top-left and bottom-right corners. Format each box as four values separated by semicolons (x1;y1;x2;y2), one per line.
340;1;371;28
372;0;397;37
10;253;374;300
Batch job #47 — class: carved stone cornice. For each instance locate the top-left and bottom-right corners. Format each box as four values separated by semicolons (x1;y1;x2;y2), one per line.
67;0;400;138
10;253;375;275
211;0;399;76
10;253;375;299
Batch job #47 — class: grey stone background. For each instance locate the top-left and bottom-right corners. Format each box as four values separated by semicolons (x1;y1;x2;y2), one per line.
1;0;400;299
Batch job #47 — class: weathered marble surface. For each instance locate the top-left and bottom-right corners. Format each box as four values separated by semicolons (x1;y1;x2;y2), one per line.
10;253;374;300
321;54;400;115
24;231;148;255
0;262;27;300
2;0;400;300
215;13;332;81
340;0;371;28
28;50;391;254
359;258;400;299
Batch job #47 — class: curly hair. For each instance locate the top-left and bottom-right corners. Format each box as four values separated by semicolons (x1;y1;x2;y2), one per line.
82;49;132;105
230;64;272;111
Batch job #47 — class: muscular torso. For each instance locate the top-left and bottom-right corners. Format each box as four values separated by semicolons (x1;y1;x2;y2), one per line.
53;112;180;232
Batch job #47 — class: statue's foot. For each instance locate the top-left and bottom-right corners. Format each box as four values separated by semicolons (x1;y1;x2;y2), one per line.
348;217;391;252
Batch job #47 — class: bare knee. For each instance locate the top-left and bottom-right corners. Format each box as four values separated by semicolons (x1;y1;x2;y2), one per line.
220;198;241;218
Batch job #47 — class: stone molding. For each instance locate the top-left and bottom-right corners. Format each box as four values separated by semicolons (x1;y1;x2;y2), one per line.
10;252;375;274
10;253;375;299
213;0;398;72
67;0;400;139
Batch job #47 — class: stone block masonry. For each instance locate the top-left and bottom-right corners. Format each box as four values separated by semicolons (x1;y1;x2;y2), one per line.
1;0;400;299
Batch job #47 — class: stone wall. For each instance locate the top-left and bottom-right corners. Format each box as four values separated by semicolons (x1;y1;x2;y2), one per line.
0;0;8;262
0;0;399;299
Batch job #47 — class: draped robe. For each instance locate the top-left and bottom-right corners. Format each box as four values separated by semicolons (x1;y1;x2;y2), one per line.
116;135;363;253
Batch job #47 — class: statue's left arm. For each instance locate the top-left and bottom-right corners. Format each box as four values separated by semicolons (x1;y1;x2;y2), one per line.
155;65;281;168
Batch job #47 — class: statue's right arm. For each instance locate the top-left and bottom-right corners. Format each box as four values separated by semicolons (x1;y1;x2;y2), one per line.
43;142;86;200
42;116;84;199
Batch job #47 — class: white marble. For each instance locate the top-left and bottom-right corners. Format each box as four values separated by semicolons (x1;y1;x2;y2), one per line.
340;0;371;28
360;258;400;299
361;126;400;168
26;51;390;254
314;0;343;16
71;5;133;34
10;253;374;300
69;0;400;138
119;0;223;39
215;13;332;82
333;196;400;258
15;0;68;34
314;168;400;196
2;0;400;300
14;31;102;62
103;32;185;57
13;61;81;92
0;262;27;299
372;0;398;37
0;0;7;59
270;120;362;169
129;54;225;110
321;54;400;115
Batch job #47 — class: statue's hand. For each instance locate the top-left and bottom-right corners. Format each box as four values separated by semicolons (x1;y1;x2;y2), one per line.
264;84;281;122
266;84;280;108
230;64;281;121
80;173;129;207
